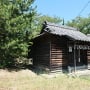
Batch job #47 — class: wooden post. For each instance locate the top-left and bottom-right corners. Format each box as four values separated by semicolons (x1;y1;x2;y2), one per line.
49;41;51;71
78;48;80;62
74;43;76;72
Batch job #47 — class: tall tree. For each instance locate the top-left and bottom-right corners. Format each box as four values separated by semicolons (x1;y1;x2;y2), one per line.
0;0;36;67
67;16;90;34
31;14;62;37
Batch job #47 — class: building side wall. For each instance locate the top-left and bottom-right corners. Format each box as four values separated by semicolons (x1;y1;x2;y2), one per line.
50;36;68;71
32;34;51;68
33;42;50;67
32;33;90;72
87;50;90;69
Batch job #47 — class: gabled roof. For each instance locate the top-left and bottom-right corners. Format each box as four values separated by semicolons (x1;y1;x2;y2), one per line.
40;21;90;42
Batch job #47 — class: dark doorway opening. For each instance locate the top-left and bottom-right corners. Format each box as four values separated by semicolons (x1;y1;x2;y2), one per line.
76;49;87;69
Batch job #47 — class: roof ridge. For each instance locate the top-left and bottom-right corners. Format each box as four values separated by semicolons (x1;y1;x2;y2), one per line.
44;21;78;31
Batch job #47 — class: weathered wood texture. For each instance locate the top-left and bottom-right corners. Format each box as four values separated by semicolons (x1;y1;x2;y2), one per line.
32;34;69;70
50;36;68;71
87;50;90;69
68;42;88;67
32;33;51;67
33;42;50;67
32;33;89;71
67;42;74;67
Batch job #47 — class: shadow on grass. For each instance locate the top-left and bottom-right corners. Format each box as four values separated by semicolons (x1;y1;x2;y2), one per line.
0;64;49;75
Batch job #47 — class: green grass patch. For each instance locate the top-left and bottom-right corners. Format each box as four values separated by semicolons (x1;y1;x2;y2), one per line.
80;75;90;81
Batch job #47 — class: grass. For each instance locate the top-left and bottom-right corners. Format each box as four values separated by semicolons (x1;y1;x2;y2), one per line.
0;69;90;90
80;75;90;81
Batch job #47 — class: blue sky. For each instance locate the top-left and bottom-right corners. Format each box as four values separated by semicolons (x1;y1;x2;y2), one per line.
34;0;90;22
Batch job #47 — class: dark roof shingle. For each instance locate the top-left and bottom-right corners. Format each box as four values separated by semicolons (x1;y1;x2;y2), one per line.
42;21;90;42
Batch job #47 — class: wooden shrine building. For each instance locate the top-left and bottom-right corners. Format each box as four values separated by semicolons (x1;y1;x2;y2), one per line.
30;21;90;72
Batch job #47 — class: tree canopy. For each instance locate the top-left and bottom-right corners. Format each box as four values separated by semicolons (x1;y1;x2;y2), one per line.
32;14;62;36
0;0;62;68
0;0;36;67
67;16;90;34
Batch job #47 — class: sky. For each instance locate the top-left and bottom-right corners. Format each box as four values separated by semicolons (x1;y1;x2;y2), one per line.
34;0;90;22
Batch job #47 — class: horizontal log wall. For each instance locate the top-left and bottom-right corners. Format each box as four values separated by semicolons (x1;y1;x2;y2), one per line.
32;33;90;72
50;37;68;71
33;42;50;67
87;50;90;69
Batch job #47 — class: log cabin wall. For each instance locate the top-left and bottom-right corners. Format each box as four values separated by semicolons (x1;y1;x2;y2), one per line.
33;33;51;68
87;49;90;69
33;42;50;67
32;33;90;71
50;35;69;71
75;42;88;68
67;41;74;67
33;34;69;71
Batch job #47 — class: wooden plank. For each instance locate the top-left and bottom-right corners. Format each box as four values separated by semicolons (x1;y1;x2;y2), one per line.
51;53;66;55
34;41;50;67
51;58;62;60
51;65;62;68
51;50;63;52
49;37;68;70
87;56;90;58
51;60;63;62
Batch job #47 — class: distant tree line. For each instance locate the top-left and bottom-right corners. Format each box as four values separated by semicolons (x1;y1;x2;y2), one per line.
67;16;90;34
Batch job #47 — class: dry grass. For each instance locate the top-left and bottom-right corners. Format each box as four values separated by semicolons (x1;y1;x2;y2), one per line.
0;69;90;90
